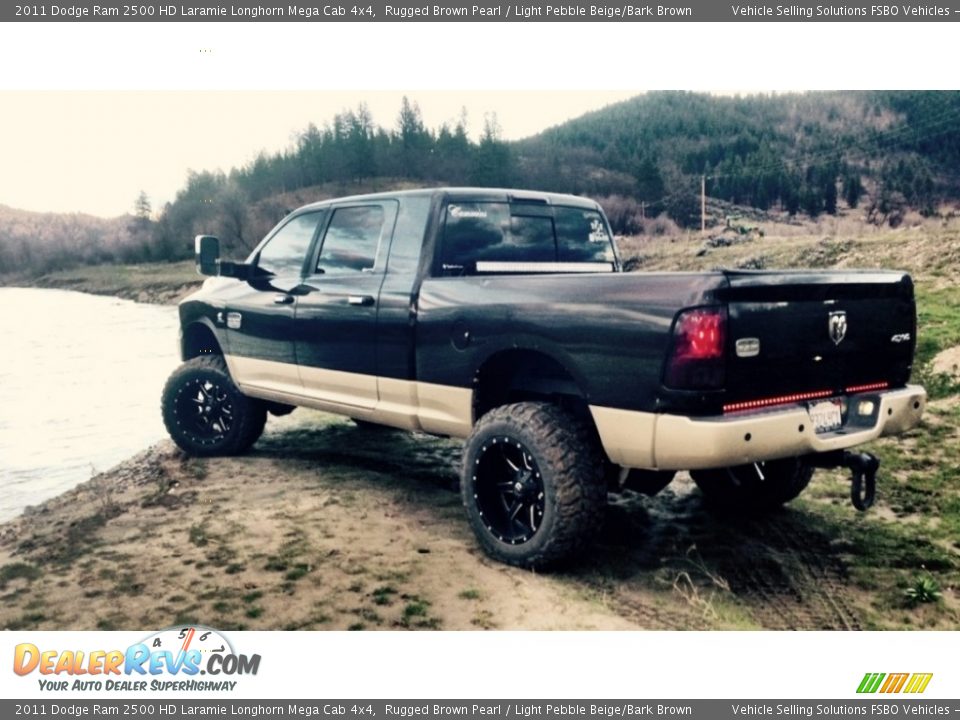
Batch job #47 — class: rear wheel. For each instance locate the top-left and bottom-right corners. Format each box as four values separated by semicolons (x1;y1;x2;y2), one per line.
161;356;267;457
461;402;606;569
691;457;813;513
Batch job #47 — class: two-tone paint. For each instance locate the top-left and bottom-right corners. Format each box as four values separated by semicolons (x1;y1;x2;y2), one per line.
176;187;926;472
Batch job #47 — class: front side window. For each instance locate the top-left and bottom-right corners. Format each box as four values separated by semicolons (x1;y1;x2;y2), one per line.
316;205;385;274
257;212;322;277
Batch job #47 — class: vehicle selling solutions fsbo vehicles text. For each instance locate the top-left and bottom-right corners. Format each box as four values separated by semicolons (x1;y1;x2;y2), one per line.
730;4;952;17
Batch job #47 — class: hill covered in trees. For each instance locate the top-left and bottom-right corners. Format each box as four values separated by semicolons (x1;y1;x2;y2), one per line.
518;91;960;228
3;91;960;276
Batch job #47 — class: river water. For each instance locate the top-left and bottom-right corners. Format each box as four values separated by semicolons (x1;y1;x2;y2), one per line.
0;288;181;523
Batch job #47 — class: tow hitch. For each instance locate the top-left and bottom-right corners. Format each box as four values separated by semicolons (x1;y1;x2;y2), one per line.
808;451;879;511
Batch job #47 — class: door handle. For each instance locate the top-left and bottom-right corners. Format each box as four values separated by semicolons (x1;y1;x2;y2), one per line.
348;295;375;307
273;293;294;305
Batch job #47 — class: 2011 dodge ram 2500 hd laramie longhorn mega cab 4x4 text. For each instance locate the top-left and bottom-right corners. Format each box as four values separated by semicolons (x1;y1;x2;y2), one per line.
161;188;926;568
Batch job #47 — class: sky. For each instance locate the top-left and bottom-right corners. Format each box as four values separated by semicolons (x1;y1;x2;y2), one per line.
2;19;952;220
0;90;639;218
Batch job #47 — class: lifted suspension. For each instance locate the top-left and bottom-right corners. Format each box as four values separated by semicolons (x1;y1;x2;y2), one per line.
807;450;879;511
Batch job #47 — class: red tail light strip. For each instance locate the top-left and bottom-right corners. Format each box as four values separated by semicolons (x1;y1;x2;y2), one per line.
846;381;890;394
723;389;833;414
723;381;892;414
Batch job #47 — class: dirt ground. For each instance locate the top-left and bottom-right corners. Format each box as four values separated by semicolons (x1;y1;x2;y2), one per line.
0;409;931;632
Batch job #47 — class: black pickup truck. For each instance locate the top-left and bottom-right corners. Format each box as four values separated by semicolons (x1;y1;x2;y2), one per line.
161;187;926;567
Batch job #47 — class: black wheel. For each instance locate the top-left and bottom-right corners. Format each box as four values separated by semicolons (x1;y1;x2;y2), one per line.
690;457;813;513
461;402;606;569
161;356;267;457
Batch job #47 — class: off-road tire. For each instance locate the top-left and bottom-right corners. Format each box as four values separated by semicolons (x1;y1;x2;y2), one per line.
690;457;814;513
461;402;606;569
161;355;267;457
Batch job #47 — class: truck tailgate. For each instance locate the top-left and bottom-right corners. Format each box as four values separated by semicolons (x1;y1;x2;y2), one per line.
720;270;916;408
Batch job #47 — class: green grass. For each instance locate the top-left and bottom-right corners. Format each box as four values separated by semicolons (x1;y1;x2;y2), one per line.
398;596;440;629
284;563;311;581
372;585;398;605
188;524;209;547
0;562;42;588
27;261;199;297
802;395;960;626
913;285;960;399
903;575;943;607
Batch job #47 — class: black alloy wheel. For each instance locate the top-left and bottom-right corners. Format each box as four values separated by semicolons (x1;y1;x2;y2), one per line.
161;355;267;456
174;376;236;447
471;436;546;545
461;402;606;568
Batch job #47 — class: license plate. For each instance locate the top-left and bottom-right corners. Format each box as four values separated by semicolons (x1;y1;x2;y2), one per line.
808;400;843;434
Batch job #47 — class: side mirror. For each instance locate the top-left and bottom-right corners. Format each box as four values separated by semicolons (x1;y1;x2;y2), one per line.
195;235;220;276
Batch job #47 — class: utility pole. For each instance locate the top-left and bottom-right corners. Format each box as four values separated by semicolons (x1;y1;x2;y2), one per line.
701;175;706;235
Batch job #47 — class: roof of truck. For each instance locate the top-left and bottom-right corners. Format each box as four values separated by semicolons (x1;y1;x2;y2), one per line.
295;187;601;211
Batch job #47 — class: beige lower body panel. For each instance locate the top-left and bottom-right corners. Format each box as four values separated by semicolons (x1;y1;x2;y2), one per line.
223;355;302;398
591;384;926;471
224;354;473;438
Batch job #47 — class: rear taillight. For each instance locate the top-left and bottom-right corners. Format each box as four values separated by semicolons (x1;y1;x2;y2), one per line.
664;307;726;390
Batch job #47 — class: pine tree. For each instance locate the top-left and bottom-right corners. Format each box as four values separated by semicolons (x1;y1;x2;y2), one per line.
843;175;864;209
133;191;151;229
824;178;838;215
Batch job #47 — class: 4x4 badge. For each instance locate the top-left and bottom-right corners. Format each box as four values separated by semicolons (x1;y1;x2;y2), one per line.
828;310;847;346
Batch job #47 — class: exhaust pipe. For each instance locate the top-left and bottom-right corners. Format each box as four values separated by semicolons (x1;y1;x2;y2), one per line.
807;450;879;511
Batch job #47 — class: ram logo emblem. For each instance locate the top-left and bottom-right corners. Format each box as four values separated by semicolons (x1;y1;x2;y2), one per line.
828;311;847;346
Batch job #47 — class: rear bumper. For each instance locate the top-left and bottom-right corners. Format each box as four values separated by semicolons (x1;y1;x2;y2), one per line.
590;384;926;471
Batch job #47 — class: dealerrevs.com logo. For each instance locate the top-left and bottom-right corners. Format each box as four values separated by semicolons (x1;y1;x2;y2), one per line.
13;626;260;692
857;673;933;694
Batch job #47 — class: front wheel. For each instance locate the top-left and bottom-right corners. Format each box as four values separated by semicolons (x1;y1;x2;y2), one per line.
690;457;813;513
161;356;267;457
461;402;606;569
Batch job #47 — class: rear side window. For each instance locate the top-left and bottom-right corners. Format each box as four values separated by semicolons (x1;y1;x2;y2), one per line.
440;202;510;274
440;202;614;275
555;207;617;264
316;205;385;274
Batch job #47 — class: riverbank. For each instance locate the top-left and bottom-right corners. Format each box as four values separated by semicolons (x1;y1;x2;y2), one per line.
0;412;643;631
2;226;959;631
1;260;201;305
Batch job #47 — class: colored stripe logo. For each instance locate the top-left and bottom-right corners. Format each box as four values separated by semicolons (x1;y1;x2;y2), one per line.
857;673;933;694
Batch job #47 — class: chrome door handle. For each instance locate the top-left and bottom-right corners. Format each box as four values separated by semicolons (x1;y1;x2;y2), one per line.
348;295;375;307
273;293;294;305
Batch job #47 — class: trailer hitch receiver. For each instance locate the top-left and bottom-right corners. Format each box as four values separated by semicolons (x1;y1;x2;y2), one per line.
845;451;878;511
807;450;879;511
